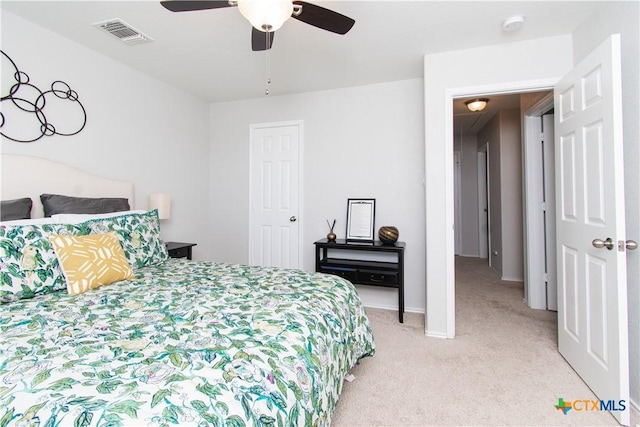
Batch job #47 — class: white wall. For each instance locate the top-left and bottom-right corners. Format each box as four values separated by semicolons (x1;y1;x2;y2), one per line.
498;108;523;282
209;79;426;313
1;11;211;259
423;34;574;337
572;0;640;411
458;133;480;257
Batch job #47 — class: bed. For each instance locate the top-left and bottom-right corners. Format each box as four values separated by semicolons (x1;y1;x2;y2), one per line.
0;155;375;426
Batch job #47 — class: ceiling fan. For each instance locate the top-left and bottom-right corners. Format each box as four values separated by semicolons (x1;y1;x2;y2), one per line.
160;0;355;51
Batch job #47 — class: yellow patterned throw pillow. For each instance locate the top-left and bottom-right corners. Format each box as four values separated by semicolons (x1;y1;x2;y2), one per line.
49;232;134;295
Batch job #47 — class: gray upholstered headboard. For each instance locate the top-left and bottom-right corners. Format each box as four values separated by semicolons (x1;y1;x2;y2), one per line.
1;154;134;218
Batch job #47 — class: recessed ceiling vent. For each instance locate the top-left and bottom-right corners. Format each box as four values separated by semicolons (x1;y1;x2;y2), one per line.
93;19;153;45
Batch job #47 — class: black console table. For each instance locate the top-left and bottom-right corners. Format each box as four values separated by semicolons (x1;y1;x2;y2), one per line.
314;238;406;323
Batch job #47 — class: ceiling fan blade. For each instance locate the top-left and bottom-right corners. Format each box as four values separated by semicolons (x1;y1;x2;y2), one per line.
252;28;274;51
292;1;355;35
160;1;233;13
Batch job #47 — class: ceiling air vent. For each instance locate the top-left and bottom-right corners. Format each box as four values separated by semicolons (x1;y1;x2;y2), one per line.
93;19;153;45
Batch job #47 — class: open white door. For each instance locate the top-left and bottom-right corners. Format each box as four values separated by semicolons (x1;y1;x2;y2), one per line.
555;34;629;425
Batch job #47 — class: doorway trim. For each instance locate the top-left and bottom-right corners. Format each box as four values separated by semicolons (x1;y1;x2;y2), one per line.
522;93;555;310
454;151;462;255
442;78;558;338
477;145;489;260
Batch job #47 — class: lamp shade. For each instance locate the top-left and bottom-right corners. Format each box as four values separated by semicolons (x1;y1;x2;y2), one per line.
238;0;293;32
149;193;171;220
465;98;489;112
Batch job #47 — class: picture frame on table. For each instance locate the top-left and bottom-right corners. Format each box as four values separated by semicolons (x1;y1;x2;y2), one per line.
346;198;376;243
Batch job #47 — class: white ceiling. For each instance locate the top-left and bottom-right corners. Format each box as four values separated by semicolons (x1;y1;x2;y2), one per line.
2;1;608;131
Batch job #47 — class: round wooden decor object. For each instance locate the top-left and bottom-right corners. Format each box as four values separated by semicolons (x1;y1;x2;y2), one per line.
379;226;399;244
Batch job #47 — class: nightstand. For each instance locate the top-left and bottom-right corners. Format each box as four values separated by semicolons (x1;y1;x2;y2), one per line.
166;242;197;260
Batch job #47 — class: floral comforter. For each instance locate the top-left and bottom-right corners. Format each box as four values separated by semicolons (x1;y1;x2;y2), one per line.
0;259;374;426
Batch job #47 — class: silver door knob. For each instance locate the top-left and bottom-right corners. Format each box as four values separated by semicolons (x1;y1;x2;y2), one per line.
626;240;638;251
592;238;614;250
289;216;297;222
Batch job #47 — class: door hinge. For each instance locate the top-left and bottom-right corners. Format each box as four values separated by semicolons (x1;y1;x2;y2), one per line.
541;202;547;211
539;132;545;142
543;273;548;282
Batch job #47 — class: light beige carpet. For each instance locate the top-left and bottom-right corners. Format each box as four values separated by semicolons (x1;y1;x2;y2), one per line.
332;256;638;426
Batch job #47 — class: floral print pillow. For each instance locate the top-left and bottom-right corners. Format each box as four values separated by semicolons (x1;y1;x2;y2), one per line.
0;223;82;303
80;210;168;269
0;211;168;303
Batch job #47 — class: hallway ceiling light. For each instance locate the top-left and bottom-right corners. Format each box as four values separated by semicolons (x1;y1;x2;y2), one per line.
465;98;489;112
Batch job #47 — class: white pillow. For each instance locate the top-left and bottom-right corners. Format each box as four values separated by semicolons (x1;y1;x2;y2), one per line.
51;210;147;224
0;217;55;226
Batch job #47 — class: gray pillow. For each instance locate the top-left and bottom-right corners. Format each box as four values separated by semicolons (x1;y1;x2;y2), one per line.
1;198;33;221
40;194;130;217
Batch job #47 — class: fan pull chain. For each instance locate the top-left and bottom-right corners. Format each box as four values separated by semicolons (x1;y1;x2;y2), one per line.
265;31;271;96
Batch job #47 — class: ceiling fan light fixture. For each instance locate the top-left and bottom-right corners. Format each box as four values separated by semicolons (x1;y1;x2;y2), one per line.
238;0;294;32
465;98;489;112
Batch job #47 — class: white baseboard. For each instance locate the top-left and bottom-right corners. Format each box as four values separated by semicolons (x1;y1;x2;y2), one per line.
363;304;443;338
363;302;424;314
425;330;448;339
362;302;397;312
490;265;501;277
501;275;524;282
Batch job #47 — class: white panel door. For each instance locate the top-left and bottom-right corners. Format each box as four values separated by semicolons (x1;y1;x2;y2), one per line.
555;35;629;425
249;122;301;269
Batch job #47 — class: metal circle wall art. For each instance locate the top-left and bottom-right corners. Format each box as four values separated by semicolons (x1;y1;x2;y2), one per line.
1;50;87;143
